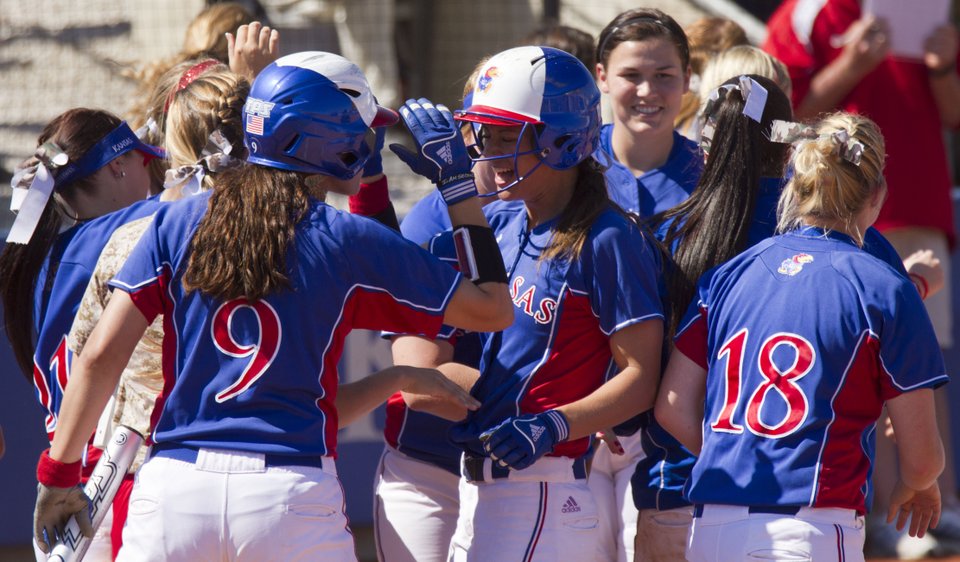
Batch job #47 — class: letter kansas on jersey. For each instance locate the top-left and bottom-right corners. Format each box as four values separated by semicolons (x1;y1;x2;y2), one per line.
110;193;462;457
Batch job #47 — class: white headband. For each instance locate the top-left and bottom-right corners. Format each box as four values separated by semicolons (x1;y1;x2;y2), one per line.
163;130;237;196
7;143;69;244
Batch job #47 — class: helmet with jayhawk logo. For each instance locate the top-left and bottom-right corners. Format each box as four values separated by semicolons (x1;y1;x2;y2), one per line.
456;46;600;171
243;51;398;179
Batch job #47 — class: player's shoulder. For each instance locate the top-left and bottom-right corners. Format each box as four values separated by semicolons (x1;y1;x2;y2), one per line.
400;190;449;243
584;207;661;264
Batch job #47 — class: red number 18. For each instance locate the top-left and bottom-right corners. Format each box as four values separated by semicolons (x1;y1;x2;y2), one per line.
711;329;815;439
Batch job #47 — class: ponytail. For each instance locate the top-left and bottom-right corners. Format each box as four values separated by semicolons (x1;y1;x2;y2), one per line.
541;158;610;263
183;165;316;301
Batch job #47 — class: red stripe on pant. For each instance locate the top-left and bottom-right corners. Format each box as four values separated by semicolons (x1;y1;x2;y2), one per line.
111;475;136;560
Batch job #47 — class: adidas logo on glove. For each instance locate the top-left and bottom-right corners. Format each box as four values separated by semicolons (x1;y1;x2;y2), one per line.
561;496;581;514
529;423;545;442
437;142;454;165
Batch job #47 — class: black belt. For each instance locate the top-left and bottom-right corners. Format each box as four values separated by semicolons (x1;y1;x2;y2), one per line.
151;443;324;469
463;454;587;482
693;504;802;518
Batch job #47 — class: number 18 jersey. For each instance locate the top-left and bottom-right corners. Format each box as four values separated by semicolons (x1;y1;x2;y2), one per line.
674;227;947;513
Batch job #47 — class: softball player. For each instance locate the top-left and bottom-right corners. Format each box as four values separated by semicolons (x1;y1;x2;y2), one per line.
0;109;163;559
589;10;702;561
395;46;665;562
594;8;702;219
656;113;947;562
32;51;512;561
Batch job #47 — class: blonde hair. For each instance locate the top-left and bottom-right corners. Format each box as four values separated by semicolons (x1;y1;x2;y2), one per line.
124;3;254;125
700;46;793;102
777;113;886;245
675;17;748;130
164;65;249;170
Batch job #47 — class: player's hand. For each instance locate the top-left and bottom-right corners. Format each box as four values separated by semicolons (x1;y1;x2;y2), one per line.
838;15;890;74
596;428;625;455
33;483;93;553
924;23;959;76
904;249;944;300
479;410;570;471
361;124;387;181
389;98;477;205
227;21;280;81
887;480;941;538
398;366;481;412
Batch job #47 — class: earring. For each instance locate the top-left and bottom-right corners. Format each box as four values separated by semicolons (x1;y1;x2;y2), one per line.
116;169;126;179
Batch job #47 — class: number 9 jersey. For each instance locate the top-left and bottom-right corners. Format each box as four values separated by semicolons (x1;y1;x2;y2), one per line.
674;226;948;514
109;192;461;457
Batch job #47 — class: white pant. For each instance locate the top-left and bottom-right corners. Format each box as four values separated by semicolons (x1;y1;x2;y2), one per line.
374;447;460;562
117;448;355;562
588;432;644;562
686;504;865;562
449;456;600;562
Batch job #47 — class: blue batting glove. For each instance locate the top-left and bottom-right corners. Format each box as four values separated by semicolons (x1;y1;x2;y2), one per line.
479;410;570;471
389;97;477;205
362;125;386;177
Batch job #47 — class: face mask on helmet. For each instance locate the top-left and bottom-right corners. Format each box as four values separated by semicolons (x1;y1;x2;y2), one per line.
455;46;601;195
243;51;398;180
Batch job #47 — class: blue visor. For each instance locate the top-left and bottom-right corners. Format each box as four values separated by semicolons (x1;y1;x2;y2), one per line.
54;122;165;188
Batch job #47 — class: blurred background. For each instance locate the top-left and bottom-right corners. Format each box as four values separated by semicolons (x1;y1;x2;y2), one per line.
1;0;960;560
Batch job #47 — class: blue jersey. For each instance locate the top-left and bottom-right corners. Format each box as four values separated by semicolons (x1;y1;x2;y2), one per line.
110;192;461;458
637;178;913;510
32;197;161;439
435;203;664;459
674;227;947;513
597;125;703;218
381;191;483;475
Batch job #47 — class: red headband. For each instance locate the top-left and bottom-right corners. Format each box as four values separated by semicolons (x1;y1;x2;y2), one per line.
164;59;221;113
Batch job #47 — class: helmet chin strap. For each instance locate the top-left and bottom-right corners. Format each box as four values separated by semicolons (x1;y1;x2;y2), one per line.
470;122;548;196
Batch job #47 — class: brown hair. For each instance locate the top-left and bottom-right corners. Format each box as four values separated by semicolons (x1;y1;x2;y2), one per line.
777;113;887;246
0;109;123;378
521;23;597;70
675;17;748;131
541;158;611;263
182;165;319;301
596;8;690;70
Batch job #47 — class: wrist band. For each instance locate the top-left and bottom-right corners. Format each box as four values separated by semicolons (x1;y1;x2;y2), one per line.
37;448;82;488
929;64;955;78
439;173;478;205
909;273;930;300
544;409;570;443
453;225;508;285
349;175;391;216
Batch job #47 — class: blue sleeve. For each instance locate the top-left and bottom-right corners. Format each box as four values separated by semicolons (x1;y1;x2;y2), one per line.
584;217;664;335
345;217;462;336
400;191;450;246
863;227;908;277
875;277;948;397
109;211;169;322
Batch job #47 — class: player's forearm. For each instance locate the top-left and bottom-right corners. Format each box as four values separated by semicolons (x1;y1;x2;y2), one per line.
557;364;658;442
796;54;868;120
654;351;707;455
887;388;945;491
402;361;479;421
929;70;960;127
51;293;147;462
337;367;406;427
